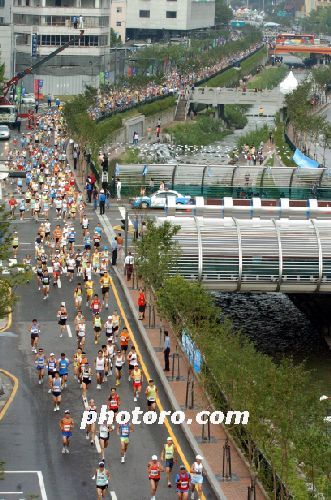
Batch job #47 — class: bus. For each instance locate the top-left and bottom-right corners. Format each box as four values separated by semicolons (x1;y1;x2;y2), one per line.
276;33;315;45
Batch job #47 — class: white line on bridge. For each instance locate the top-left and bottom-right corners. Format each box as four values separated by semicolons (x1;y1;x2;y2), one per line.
110;492;118;499
0;492;24;495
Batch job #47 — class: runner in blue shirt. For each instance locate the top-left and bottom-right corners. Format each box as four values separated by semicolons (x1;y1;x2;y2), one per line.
58;353;70;388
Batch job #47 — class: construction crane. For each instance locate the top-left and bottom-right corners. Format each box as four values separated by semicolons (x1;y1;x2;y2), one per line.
0;29;85;104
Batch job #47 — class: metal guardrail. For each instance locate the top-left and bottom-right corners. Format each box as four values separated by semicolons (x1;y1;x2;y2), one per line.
156;216;331;293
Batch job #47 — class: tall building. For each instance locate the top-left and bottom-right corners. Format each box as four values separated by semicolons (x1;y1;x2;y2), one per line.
0;0;13;78
305;0;331;14
12;0;111;95
110;0;126;42
126;0;215;40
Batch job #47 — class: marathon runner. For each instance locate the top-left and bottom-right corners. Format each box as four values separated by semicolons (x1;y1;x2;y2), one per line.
190;455;204;500
58;352;70;388
176;465;191;500
95;461;111;499
51;371;62;412
114;350;125;386
98;422;113;461
107;387;120;429
85;398;97;446
30;318;40;353
47;352;57;393
95;350;105;389
132;364;143;402
60;410;74;454
161;436;177;488
117;421;134;463
35;347;46;384
146;379;158;412
147;455;164;500
99;271;111;309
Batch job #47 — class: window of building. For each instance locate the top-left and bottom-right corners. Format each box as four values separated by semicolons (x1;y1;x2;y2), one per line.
116;7;122;12
0;17;4;24
0;0;5;8
139;10;150;18
166;10;177;18
116;21;121;26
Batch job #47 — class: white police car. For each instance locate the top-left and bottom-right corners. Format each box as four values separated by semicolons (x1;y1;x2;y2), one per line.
131;189;191;209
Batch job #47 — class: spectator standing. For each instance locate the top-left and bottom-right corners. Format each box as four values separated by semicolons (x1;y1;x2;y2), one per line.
133;131;139;145
92;187;99;210
35;100;39;114
79;15;84;29
47;95;52;107
8;195;17;218
111;238;118;266
85;180;93;203
73;148;78;170
99;189;106;215
116;178;121;201
163;331;170;372
137;288;146;320
72;15;78;28
124;252;134;281
55;97;60;108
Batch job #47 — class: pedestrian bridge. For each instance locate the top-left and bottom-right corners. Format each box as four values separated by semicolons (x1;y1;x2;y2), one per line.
157;216;331;293
189;87;285;107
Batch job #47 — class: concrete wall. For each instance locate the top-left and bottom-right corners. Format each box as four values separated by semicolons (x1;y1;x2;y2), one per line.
0;24;13;78
126;0;214;31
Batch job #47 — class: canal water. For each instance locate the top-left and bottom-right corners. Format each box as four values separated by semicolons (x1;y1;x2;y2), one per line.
213;291;331;393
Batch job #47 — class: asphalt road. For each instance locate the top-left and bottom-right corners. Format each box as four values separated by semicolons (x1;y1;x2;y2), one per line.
0;130;215;500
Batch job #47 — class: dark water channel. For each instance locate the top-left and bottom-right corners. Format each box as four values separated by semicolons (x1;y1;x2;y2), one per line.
213;292;331;393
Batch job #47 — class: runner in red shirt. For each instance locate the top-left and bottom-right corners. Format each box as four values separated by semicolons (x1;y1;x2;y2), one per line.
107;387;120;430
148;455;164;499
90;293;102;315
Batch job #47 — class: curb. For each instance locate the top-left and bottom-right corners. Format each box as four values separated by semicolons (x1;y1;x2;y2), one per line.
0;311;12;333
0;369;18;422
113;265;227;500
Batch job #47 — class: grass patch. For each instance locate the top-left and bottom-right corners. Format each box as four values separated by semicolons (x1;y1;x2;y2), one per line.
274;119;297;168
237;123;270;150
247;65;288;90
224;105;248;129
165;115;230;146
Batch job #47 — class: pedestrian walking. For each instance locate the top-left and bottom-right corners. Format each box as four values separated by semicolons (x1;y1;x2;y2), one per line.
163;331;170;372
133;131;139;145
99;189;106;215
73;148;78;170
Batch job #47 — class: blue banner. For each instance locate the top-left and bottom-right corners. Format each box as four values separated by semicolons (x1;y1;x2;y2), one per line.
293;149;319;168
181;330;202;374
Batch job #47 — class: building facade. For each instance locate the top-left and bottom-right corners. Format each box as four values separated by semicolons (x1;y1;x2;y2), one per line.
110;0;126;42
126;0;215;40
305;0;331;14
12;0;111;94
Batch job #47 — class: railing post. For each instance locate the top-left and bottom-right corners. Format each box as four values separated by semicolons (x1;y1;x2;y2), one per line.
222;437;232;480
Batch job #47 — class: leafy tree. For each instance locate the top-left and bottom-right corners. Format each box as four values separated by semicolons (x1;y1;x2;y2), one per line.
134;220;181;291
0;205;31;319
302;6;331;36
215;0;233;25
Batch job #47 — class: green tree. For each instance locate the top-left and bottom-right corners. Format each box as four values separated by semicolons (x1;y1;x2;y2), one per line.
134;220;181;291
215;0;233;25
0;204;31;319
302;6;331;36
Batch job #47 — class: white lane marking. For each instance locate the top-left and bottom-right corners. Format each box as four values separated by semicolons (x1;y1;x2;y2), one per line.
0;492;24;495
94;435;101;453
66;324;72;338
110;492;118;499
4;472;47;500
118;206;133;227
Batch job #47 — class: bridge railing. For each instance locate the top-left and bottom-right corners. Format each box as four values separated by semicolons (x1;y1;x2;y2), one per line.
157;216;331;293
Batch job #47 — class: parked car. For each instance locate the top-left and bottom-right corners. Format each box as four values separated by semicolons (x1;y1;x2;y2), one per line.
21;93;36;105
0;125;10;140
131;189;191;209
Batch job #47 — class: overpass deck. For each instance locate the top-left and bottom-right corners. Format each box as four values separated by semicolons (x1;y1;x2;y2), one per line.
189;87;284;107
273;44;331;55
157;216;331;293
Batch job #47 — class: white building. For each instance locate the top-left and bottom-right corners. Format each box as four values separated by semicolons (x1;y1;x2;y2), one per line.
110;0;126;42
0;24;13;77
12;0;111;95
126;0;215;40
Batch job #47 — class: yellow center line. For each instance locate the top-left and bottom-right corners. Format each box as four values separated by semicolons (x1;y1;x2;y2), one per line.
110;279;206;499
0;369;19;422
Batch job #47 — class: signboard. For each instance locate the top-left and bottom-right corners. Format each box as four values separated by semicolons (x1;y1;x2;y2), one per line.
38;80;43;88
181;330;202;374
31;33;38;58
34;79;44;100
101;171;108;183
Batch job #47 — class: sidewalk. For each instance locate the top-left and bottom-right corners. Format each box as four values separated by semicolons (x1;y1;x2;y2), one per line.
69;145;267;499
114;266;267;500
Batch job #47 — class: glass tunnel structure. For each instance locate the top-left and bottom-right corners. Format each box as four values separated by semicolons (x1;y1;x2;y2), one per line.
117;164;331;200
156;217;331;293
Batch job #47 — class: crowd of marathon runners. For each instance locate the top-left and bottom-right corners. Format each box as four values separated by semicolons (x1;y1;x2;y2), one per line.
6;107;205;499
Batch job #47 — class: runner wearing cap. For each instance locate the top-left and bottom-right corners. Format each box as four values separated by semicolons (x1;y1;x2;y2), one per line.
99;271;111;309
147;455;164;500
161;436;177;487
60;410;74;453
104;315;114;341
95;461;111;499
190;455;204;499
176;465;191;499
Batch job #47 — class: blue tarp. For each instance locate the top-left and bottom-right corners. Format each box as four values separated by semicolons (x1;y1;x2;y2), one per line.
293;149;319;169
